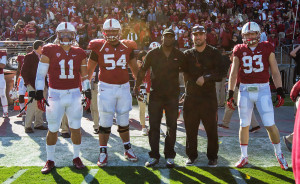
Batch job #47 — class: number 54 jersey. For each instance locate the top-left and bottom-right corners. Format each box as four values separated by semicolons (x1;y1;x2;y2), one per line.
42;44;87;90
233;41;275;84
88;39;136;85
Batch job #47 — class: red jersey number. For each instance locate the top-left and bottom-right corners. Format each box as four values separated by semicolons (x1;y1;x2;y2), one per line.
59;59;75;79
242;55;264;74
104;54;127;70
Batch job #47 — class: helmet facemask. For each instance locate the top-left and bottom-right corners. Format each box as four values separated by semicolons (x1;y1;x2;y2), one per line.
57;30;76;46
242;32;260;45
103;29;120;42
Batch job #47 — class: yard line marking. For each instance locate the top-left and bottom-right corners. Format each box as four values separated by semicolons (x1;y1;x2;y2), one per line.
81;169;99;184
230;169;247;184
3;169;28;184
160;169;170;184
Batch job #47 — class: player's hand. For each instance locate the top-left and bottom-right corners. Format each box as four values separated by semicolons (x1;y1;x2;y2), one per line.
274;87;285;108
35;90;49;112
196;76;205;86
226;90;236;110
290;81;300;102
133;86;139;97
179;93;185;103
84;89;92;100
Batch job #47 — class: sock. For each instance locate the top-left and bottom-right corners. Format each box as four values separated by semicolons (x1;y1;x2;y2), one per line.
3;105;8;114
19;103;25;111
240;144;248;158
46;145;56;161
73;144;80;159
123;142;131;150
273;143;282;156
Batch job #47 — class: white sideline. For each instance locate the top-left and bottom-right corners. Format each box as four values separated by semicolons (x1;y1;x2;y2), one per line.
3;169;28;184
229;169;247;184
81;169;99;184
160;169;170;184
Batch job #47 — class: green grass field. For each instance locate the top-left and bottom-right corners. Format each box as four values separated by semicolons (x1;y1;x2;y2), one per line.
0;166;295;184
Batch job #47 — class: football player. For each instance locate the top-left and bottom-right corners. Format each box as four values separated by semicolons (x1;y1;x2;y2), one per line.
0;50;8;118
36;22;91;174
227;22;288;170
87;18;139;167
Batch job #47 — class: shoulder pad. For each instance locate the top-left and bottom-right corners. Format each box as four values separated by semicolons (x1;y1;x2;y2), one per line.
88;39;106;52
121;40;138;50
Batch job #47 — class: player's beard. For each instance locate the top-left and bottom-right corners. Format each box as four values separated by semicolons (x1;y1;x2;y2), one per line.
194;39;205;47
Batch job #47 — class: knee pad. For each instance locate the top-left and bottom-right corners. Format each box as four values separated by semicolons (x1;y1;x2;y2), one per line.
48;121;60;132
117;125;129;133
99;126;111;134
0;88;5;97
99;111;114;127
69;120;81;130
116;111;129;127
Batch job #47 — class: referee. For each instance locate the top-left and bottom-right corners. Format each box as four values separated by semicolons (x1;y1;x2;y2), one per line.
182;26;226;167
134;28;185;168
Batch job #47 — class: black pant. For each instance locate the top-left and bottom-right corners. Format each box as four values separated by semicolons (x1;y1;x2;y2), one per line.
183;96;219;161
148;95;178;159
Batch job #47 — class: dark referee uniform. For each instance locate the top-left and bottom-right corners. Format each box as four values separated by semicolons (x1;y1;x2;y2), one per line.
135;30;185;161
182;26;226;165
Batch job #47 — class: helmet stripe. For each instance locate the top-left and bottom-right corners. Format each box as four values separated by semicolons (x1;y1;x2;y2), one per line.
110;19;112;28
65;22;67;29
248;22;250;31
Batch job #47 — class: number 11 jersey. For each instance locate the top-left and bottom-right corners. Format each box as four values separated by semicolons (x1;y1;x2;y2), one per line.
233;41;275;84
42;44;87;90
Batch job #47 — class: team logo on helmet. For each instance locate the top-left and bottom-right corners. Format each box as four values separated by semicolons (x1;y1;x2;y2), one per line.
103;19;122;42
241;22;261;45
149;42;161;50
56;22;77;46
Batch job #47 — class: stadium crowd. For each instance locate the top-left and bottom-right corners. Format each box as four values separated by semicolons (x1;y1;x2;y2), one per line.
0;0;299;50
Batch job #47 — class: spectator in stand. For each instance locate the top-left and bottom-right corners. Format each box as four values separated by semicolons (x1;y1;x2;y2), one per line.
25;21;37;41
178;31;190;50
147;9;156;27
260;26;268;42
206;28;218;47
220;26;232;51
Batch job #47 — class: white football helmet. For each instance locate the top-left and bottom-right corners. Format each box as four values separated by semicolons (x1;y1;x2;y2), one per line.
103;19;122;42
9;88;18;101
241;22;261;45
56;22;77;45
149;42;161;50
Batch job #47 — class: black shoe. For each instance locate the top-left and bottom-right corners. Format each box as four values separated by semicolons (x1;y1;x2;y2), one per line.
249;126;261;133
145;158;159;167
186;158;197;166
25;127;34;133
93;128;99;134
166;158;175;168
61;133;71;138
34;125;48;130
208;159;217;167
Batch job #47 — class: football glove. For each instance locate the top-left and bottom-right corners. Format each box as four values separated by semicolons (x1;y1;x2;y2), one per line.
35;90;49;112
226;90;236;110
82;89;92;112
274;87;285;108
290;81;300;102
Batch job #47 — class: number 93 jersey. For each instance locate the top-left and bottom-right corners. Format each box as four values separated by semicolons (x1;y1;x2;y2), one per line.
88;39;137;84
42;44;87;90
233;41;275;84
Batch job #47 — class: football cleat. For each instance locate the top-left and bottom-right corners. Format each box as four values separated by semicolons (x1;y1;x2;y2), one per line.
73;157;85;170
145;158;159;167
17;111;26;118
235;157;248;168
124;148;138;162
141;128;148;136
2;112;8;118
41;160;55;174
97;153;108;167
275;153;288;170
